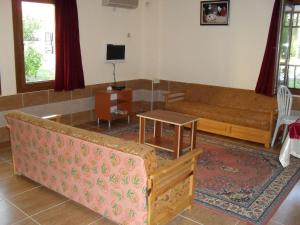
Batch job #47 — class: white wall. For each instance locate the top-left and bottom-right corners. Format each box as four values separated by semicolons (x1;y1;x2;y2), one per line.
140;0;161;79
149;0;274;90
0;0;143;96
0;0;276;95
77;0;143;85
0;0;17;95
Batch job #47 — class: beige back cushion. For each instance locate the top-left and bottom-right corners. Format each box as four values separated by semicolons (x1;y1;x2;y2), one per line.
185;83;277;112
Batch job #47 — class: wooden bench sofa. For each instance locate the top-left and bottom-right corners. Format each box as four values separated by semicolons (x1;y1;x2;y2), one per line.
165;83;277;148
6;111;202;225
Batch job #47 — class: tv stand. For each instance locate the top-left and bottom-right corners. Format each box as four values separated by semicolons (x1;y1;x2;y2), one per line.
95;89;132;128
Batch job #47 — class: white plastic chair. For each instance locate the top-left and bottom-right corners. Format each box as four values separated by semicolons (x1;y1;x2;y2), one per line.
271;85;298;147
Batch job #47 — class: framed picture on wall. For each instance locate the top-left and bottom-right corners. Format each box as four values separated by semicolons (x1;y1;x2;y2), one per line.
200;0;230;25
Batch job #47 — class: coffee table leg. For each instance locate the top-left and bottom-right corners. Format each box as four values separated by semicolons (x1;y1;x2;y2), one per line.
139;117;145;144
191;121;197;150
174;125;183;159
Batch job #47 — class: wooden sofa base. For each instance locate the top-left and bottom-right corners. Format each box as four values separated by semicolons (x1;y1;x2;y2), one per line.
197;118;271;148
147;149;202;225
164;92;275;149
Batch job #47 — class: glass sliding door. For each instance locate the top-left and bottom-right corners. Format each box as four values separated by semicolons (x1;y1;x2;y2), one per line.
278;4;300;91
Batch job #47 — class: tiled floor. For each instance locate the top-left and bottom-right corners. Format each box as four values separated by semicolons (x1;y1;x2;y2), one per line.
0;121;300;225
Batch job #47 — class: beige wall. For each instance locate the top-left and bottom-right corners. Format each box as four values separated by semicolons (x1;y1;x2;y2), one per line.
151;0;274;90
0;0;144;96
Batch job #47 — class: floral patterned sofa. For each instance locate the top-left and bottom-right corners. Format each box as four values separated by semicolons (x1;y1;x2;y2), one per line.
5;111;202;225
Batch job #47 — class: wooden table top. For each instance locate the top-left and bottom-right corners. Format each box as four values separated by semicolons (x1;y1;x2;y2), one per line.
137;110;198;126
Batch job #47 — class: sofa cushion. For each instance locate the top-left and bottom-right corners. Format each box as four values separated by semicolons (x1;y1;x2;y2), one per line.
7;115;150;224
5;111;158;175
166;101;271;130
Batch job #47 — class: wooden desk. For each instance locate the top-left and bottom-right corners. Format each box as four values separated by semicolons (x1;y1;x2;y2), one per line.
137;110;199;159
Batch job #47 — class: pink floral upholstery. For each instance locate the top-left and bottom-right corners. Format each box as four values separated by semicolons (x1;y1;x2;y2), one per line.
6;112;156;225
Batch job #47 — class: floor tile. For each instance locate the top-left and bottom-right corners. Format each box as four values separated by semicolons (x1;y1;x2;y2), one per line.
0;199;27;225
33;200;101;225
0;147;12;162
9;186;67;216
167;216;201;225
270;199;300;225
89;217;118;225
269;180;300;224
181;205;240;225
266;219;284;225
13;218;39;225
282;179;300;203
0;176;39;198
0;161;14;181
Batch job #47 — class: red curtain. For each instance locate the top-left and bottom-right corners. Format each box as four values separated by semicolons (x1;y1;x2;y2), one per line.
255;0;281;96
54;0;85;91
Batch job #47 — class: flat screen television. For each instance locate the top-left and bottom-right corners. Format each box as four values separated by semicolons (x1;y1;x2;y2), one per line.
106;44;125;63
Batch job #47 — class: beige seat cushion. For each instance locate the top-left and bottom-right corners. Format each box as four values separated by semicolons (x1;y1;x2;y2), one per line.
166;101;271;130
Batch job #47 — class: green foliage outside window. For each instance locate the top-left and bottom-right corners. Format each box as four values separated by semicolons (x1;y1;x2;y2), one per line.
23;17;40;41
24;47;42;79
23;17;42;80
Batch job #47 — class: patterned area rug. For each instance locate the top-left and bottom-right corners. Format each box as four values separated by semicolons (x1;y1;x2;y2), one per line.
103;124;300;225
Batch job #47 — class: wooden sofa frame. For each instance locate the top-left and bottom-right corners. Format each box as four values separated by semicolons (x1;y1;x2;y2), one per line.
6;111;202;225
147;149;200;225
165;92;276;148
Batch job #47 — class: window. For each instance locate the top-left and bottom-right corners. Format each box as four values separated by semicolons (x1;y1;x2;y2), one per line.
12;0;55;93
278;2;300;94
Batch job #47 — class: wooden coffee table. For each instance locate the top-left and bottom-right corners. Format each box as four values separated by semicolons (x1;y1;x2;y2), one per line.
137;110;198;159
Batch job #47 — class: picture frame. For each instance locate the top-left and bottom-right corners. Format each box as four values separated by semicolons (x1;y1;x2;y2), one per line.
200;0;230;25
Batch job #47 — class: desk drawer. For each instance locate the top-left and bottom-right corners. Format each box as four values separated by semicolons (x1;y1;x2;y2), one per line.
229;125;269;144
198;118;227;136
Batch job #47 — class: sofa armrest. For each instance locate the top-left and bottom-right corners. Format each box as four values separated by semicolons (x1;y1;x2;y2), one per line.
147;148;202;225
271;109;278;123
164;92;185;104
42;114;62;122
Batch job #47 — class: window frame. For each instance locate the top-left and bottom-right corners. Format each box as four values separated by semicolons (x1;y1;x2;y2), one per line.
0;70;2;95
12;0;55;93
